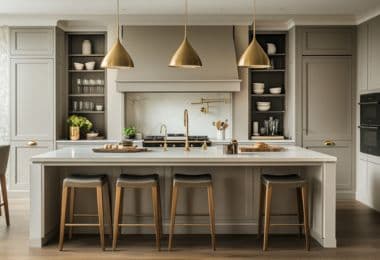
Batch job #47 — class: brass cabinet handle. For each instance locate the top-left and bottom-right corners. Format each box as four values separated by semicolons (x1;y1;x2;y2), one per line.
323;140;336;146
27;140;37;146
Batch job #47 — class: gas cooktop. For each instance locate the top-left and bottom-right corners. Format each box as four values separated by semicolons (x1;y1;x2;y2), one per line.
143;134;211;147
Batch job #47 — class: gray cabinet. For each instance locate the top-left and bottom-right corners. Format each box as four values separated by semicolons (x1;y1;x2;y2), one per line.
302;56;352;141
304;141;353;193
301;28;353;55
10;28;54;57
368;16;380;91
357;23;368;93
10;58;54;141
10;141;53;191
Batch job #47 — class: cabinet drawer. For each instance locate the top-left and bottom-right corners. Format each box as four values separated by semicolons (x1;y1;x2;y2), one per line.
10;28;54;57
9;141;53;191
302;28;353;55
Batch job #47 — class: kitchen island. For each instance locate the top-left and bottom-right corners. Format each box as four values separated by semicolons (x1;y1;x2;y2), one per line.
30;145;337;248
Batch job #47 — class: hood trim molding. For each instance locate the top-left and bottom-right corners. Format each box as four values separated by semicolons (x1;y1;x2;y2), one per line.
117;80;241;92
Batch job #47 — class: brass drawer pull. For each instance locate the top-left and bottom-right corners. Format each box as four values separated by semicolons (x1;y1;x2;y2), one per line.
27;140;37;146
323;140;335;146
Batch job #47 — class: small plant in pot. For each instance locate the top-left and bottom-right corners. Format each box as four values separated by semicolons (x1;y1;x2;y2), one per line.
123;126;137;140
67;115;93;140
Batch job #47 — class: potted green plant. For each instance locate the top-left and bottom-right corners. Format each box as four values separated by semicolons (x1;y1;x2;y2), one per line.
67;115;93;140
123;126;137;139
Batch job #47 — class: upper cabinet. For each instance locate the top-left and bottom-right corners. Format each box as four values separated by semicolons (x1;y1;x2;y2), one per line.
10;59;54;141
301;28;353;55
10;28;54;57
357;23;368;93
368;16;380;91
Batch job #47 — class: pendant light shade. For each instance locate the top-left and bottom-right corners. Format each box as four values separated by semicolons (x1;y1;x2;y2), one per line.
101;0;134;69
238;38;270;68
169;37;202;68
169;0;202;68
238;0;270;68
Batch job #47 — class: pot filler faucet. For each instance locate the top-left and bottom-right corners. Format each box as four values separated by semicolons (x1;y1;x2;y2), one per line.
184;109;190;151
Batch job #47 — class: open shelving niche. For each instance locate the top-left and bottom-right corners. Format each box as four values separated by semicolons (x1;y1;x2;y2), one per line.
249;31;288;140
64;32;107;139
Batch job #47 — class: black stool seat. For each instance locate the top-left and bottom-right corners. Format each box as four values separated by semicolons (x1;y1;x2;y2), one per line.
117;174;159;186
173;173;212;185
63;174;107;188
261;174;306;185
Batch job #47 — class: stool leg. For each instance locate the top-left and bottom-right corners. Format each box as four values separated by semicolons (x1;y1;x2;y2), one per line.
157;184;163;239
152;185;160;251
105;182;113;240
96;186;105;251
263;184;272;251
68;187;75;240
112;186;122;250
0;175;10;226
257;183;265;240
301;184;310;251
168;184;179;250
296;187;303;238
58;186;69;251
207;184;216;251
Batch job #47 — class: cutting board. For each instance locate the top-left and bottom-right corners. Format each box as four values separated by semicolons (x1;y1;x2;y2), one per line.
92;147;150;153
239;145;285;153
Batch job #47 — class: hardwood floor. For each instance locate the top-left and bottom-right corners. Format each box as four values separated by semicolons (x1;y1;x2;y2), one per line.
1;199;380;259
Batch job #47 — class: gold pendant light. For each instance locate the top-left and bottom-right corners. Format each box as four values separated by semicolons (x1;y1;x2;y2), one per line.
101;0;134;69
169;0;202;68
238;0;270;68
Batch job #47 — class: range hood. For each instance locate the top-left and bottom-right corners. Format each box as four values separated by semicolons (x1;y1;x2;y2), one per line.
116;26;241;92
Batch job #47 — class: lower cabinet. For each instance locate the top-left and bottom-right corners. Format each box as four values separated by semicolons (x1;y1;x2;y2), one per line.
367;158;380;210
10;140;53;191
304;140;353;198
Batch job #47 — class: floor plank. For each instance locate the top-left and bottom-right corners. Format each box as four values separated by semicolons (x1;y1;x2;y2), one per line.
0;199;380;259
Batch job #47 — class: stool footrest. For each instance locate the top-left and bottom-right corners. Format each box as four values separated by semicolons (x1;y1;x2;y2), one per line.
65;223;100;227
270;223;304;226
118;223;156;227
176;213;210;217
73;213;99;217
174;223;210;227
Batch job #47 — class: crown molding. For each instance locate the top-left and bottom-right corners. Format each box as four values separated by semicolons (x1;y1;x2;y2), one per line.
356;6;380;24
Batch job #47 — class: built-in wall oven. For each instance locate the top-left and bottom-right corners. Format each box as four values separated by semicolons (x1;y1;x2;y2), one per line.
359;93;380;156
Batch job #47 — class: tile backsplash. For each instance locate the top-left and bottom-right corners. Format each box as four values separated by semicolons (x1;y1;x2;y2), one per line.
0;27;9;142
125;92;233;139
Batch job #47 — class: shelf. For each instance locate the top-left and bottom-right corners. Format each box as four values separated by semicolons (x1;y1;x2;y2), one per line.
69;94;105;97
251;69;286;72
69;111;105;114
69;54;105;57
253;111;285;113
268;53;286;56
69;70;105;73
251;94;285;97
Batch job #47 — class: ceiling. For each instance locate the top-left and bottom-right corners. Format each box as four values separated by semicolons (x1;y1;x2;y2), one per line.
0;0;379;17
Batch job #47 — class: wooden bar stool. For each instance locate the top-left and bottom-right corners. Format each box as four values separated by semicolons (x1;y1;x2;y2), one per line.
168;173;216;251
58;174;112;251
112;174;162;251
0;145;10;226
258;174;310;251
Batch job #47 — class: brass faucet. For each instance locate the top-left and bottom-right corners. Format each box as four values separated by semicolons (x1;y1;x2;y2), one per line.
184;109;190;151
160;124;168;151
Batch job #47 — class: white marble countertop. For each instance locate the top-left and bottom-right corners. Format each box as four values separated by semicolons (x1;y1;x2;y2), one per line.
31;145;336;165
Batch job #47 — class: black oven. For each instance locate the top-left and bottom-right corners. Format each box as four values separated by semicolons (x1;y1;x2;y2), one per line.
359;93;380;156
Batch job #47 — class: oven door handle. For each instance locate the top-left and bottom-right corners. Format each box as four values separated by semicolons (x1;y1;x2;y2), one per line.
358;101;380;105
358;125;380;129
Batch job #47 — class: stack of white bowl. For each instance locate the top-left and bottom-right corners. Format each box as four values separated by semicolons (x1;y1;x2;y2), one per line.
253;83;265;94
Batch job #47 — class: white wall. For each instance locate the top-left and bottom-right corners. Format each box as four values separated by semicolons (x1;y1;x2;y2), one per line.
125;92;233;138
0;26;9;142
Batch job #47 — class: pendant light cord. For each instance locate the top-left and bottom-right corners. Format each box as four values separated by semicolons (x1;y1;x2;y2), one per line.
184;0;188;39
117;0;120;39
252;0;256;38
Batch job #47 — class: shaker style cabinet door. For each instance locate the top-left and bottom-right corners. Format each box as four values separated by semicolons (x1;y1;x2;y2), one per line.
357;23;368;93
302;56;352;142
9;141;53;191
10;28;54;57
301;28;353;55
368;16;380;91
10;58;54;141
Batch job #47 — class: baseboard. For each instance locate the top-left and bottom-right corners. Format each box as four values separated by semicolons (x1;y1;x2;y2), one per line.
337;191;355;200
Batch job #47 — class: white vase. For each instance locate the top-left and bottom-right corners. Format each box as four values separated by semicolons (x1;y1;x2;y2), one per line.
216;130;226;140
82;40;92;55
